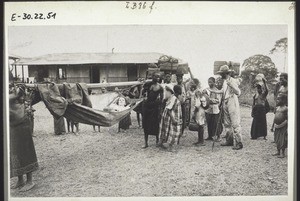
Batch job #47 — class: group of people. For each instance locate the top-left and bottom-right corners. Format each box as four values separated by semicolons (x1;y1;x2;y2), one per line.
250;72;288;158
141;64;244;152
9;65;289;192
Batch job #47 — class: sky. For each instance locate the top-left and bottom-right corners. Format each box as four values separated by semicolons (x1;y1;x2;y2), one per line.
8;25;287;87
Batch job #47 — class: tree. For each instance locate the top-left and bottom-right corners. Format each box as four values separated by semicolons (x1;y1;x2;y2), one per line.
241;54;278;86
270;37;288;72
270;37;287;54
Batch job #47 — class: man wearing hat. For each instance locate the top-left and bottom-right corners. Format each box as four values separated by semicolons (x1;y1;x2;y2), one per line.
217;65;243;150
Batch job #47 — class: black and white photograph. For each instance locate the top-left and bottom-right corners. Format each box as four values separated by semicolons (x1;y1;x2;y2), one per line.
4;1;296;201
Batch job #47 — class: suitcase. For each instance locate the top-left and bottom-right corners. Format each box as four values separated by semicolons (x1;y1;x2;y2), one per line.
213;61;240;75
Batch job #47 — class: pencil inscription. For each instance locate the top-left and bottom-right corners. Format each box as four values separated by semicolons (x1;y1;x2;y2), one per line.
125;1;156;13
11;12;56;21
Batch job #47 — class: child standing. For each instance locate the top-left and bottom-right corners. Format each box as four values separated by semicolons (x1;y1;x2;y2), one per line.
272;94;288;158
192;92;209;146
204;77;222;141
186;84;197;121
158;86;183;152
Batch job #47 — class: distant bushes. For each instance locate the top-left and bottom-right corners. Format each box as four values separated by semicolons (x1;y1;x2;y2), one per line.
239;82;276;112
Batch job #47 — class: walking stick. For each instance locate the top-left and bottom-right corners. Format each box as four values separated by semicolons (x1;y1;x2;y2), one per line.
212;90;225;151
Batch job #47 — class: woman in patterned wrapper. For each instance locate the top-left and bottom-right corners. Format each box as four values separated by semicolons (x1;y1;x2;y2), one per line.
157;85;183;152
10;86;38;192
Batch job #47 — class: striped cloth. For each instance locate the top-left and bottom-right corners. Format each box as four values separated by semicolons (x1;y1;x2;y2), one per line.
159;95;182;145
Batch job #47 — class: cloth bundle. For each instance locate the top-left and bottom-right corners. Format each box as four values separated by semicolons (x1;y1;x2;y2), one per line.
158;55;189;74
158;55;179;64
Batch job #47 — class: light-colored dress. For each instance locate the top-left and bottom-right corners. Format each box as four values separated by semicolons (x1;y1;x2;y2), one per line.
194;96;207;126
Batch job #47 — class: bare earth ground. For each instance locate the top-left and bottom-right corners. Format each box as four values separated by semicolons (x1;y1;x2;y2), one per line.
11;95;288;197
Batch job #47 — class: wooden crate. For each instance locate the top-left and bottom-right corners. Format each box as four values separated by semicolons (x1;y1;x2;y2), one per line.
159;63;189;74
213;61;240;75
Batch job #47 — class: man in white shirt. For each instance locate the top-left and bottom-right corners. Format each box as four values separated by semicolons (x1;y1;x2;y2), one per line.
217;65;243;150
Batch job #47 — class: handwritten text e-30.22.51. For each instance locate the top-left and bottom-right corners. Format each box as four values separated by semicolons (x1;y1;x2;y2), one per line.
11;12;57;21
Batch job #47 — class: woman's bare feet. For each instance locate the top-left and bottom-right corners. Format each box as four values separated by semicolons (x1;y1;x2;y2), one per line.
11;180;25;189
277;154;285;158
19;182;35;192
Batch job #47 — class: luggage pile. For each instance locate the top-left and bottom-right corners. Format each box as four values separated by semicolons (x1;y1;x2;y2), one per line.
146;63;161;78
158;55;189;75
214;61;240;75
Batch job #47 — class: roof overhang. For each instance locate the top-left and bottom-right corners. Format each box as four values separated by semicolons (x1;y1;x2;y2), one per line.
12;52;181;66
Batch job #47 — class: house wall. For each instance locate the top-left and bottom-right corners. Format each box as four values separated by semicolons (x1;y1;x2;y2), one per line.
107;64;128;82
28;63;150;84
28;65;90;83
138;64;148;78
64;65;90;83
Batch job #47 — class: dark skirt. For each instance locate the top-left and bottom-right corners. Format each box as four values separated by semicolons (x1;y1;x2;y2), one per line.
251;104;267;139
133;101;143;114
142;100;161;136
10;117;38;178
275;124;287;150
54;117;66;135
119;113;132;130
205;113;222;138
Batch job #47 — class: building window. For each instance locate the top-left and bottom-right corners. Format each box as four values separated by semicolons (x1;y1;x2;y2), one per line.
57;66;67;79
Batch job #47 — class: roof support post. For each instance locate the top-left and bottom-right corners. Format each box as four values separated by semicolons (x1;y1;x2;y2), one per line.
14;65;17;79
22;65;24;82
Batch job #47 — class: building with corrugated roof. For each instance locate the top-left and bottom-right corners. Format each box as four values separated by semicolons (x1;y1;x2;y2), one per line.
11;52;168;83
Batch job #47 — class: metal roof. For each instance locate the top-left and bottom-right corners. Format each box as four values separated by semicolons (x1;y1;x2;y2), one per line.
9;54;22;60
12;52;169;65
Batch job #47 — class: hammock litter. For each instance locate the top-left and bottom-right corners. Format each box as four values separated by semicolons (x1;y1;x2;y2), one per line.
35;83;143;127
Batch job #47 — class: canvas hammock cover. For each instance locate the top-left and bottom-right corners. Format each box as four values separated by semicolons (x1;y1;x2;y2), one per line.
35;83;142;127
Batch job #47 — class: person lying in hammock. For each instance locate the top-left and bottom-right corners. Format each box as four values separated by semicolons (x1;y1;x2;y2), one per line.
106;97;132;133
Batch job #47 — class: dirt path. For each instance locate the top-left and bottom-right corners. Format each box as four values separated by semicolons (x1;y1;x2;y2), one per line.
10;99;288;197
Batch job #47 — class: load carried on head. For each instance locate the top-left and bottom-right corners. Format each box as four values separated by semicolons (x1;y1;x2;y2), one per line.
157;55;189;75
214;61;240;76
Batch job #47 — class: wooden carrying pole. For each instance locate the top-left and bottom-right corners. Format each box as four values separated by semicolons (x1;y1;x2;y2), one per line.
22;80;151;89
188;67;194;80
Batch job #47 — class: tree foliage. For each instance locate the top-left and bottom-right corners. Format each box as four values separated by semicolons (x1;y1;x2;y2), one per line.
241;54;278;86
270;37;287;54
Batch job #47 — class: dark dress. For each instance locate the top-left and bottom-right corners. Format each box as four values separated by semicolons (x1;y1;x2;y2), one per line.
142;84;163;136
119;113;132;130
250;93;268;139
10;98;38;178
54;117;66;135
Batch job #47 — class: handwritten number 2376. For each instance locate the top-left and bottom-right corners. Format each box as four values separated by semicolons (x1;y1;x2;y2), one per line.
126;1;155;13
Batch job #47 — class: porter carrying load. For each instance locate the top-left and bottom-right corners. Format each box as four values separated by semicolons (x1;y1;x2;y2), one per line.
158;55;189;75
213;61;240;76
